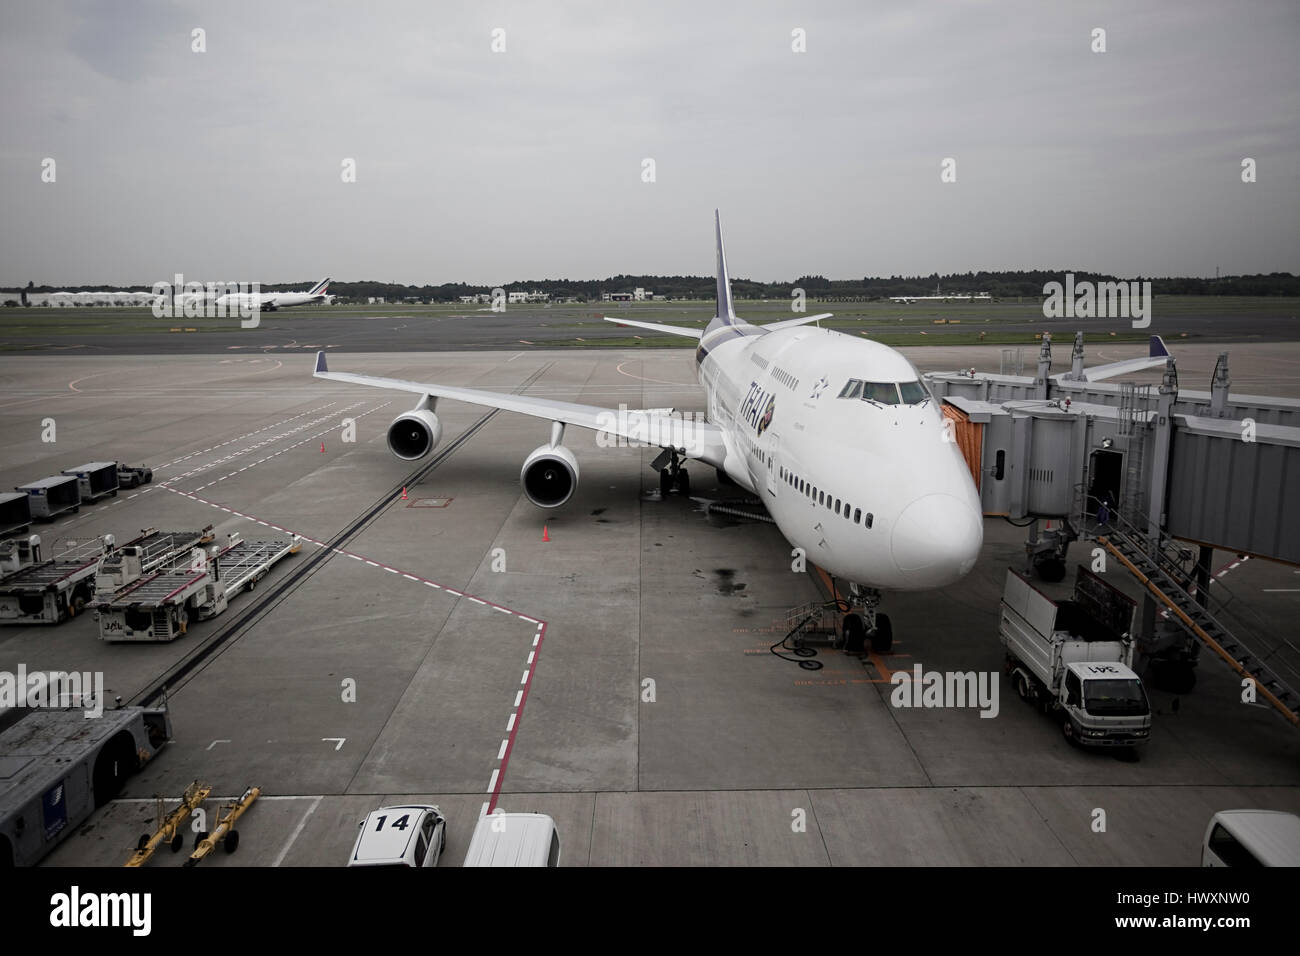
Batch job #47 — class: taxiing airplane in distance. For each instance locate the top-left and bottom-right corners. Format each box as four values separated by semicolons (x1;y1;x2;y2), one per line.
217;277;332;312
313;214;985;650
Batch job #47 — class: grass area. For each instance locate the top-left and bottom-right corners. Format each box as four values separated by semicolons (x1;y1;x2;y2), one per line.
0;296;1294;350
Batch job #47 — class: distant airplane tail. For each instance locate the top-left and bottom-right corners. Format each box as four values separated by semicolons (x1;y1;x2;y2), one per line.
308;277;331;296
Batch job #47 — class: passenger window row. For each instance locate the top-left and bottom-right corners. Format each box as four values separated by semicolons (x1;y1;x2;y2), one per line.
779;465;873;528
771;366;799;391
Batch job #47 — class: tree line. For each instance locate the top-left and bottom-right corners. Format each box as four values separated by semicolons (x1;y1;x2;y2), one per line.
6;271;1298;302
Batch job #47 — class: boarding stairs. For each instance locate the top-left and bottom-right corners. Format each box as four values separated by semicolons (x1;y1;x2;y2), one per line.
1097;509;1300;729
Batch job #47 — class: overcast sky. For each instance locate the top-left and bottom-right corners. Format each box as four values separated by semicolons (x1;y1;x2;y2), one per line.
2;0;1297;286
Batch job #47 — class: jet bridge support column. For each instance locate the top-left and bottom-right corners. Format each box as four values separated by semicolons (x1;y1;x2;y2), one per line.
1034;333;1052;401
1209;353;1231;418
1139;358;1179;650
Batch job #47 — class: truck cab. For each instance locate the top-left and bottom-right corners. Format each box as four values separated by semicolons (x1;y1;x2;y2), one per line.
1060;660;1150;746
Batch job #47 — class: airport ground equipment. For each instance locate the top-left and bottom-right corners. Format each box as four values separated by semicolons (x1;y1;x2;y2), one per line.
94;532;300;641
1098;511;1300;729
0;534;112;625
15;475;80;520
999;565;1151;749
123;781;210;866
115;463;153;489
93;526;214;597
0;492;32;537
0;705;172;867
184;786;259;865
60;462;119;502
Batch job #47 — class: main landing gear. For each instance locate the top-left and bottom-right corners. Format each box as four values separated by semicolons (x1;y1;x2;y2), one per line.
655;448;691;497
840;584;893;654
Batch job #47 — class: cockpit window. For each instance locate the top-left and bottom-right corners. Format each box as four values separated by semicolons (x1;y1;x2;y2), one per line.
840;379;930;406
898;381;930;404
861;382;901;405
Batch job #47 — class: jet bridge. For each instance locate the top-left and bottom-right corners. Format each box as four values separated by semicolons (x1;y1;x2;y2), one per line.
929;334;1300;568
928;332;1300;709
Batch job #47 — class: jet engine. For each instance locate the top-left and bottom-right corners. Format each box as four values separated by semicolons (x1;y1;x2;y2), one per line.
520;443;579;508
386;409;443;460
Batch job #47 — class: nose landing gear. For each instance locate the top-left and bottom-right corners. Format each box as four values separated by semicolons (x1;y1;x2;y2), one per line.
841;585;893;654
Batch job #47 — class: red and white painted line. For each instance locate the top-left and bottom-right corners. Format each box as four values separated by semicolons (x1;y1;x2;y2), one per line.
163;485;550;810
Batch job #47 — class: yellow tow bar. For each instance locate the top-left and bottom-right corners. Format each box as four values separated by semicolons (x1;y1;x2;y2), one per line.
184;786;261;866
124;781;211;867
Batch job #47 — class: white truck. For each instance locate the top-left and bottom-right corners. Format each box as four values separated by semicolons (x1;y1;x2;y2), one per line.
999;566;1151;751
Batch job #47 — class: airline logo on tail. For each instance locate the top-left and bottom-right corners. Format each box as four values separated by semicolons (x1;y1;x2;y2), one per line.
309;278;331;297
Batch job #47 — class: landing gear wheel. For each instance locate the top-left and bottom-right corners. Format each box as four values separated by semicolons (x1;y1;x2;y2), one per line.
675;469;691;495
170;832;184;853
224;830;239;854
869;613;893;653
659;469;673;496
841;614;867;654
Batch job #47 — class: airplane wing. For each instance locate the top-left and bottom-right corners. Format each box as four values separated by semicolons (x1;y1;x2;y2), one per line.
312;352;727;466
758;313;833;331
603;312;832;338
602;317;703;339
1058;334;1171;382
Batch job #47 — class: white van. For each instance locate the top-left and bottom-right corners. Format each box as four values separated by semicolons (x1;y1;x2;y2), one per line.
1201;810;1300;867
463;811;560;867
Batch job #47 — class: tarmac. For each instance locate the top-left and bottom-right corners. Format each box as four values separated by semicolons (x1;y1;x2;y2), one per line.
0;340;1297;866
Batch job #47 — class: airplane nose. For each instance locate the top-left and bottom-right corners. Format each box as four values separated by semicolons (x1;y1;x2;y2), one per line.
891;493;983;583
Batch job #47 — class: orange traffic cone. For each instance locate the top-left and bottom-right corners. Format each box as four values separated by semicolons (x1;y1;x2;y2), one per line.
542;525;550;542
400;487;408;500
320;441;325;453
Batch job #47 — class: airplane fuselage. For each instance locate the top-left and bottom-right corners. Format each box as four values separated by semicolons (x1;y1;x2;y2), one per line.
696;318;983;591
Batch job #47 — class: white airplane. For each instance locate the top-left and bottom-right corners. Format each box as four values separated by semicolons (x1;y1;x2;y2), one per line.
890;286;992;303
216;277;332;312
313;213;983;650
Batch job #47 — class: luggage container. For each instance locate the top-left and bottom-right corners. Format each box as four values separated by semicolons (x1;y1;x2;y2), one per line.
60;462;120;503
14;475;80;520
0;492;31;537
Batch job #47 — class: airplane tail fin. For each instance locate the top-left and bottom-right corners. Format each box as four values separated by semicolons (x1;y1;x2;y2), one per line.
309;277;331;296
714;210;737;323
